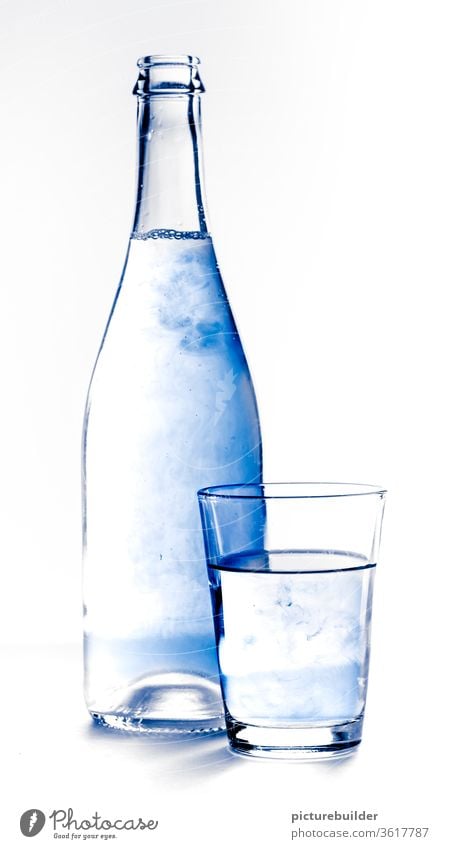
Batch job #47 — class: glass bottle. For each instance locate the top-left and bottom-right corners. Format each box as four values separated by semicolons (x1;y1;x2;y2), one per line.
82;55;262;732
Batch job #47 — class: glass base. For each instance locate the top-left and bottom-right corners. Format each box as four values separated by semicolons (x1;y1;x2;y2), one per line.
226;717;363;760
88;671;225;734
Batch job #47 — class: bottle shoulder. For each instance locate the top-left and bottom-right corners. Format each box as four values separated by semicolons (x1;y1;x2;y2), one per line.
84;234;258;420
95;235;243;357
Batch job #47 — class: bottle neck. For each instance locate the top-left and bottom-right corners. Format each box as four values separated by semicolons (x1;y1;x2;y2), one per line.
132;94;209;238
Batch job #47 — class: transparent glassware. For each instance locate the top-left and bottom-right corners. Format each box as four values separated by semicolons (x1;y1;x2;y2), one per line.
82;56;262;732
198;483;386;758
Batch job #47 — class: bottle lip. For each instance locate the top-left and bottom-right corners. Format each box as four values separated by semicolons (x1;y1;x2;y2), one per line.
137;54;200;69
134;55;205;96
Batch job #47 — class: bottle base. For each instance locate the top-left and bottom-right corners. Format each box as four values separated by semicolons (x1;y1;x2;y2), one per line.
90;712;225;734
87;671;225;734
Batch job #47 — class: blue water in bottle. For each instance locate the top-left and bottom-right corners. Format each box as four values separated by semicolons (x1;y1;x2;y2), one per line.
82;56;262;732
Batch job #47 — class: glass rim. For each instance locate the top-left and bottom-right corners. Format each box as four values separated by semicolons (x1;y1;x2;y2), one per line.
197;482;387;501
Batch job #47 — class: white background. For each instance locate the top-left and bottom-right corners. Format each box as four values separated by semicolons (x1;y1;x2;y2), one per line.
1;0;448;846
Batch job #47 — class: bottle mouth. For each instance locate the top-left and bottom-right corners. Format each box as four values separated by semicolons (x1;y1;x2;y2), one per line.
137;54;200;69
134;54;204;96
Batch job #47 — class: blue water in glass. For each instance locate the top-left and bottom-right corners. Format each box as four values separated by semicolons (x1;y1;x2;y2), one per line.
83;231;262;727
208;550;375;726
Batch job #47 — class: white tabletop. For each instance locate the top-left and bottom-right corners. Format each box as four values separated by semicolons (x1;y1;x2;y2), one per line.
4;640;442;848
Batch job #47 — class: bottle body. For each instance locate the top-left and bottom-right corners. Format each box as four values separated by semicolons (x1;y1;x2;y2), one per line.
83;229;262;730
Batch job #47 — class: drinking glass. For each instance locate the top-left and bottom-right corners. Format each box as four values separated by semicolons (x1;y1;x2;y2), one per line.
198;483;386;759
